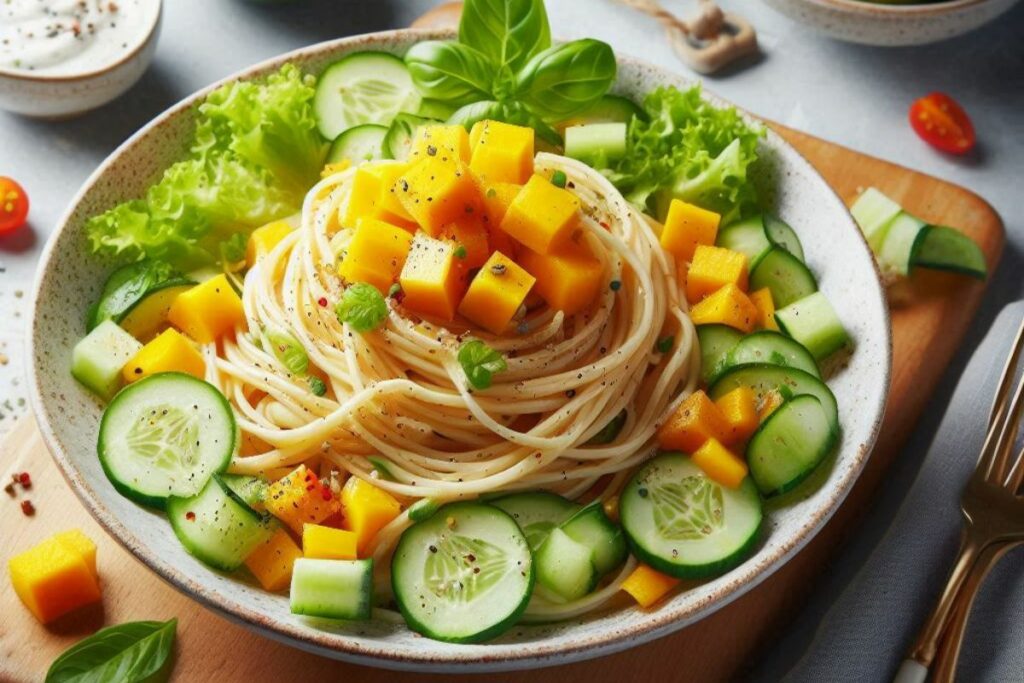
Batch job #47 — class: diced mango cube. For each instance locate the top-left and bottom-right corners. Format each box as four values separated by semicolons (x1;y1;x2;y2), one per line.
53;530;98;579
399;233;467;321
621;564;680;608
442;219;490;269
370;163;417;226
9;532;102;623
340;476;402;555
246;220;293;268
341;166;383;227
265;465;341;535
691;438;748;489
749;287;778;330
458;251;536;334
341;164;416;230
659;199;721;263
469;120;535;184
689;283;759;333
123;328;205;383
396;157;483;236
686;245;748;303
714;386;760;446
657;390;732;453
410;124;471;163
500;174;580;255
244;527;303;591
482;182;521;228
168;274;245;344
337;217;414;294
303;523;358;560
519;243;604;316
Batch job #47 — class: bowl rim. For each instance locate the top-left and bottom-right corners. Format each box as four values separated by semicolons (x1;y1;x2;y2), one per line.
28;27;892;671
0;0;162;83
797;0;995;14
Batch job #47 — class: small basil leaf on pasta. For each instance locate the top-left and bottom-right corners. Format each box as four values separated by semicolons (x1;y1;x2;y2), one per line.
265;327;309;376
335;282;388;333
309;376;327;396
458;340;507;390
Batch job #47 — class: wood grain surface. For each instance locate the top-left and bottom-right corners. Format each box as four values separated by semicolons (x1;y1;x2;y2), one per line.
0;62;1004;683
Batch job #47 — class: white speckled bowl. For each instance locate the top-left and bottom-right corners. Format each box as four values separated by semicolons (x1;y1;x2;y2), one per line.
763;0;1020;46
28;30;890;672
0;0;162;119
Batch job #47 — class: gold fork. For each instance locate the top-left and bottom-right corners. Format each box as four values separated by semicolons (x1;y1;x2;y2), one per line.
894;316;1024;683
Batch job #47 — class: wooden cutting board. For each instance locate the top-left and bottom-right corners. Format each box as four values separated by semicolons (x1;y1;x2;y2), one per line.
0;20;1004;683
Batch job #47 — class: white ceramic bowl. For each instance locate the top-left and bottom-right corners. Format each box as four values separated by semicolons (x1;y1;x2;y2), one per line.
763;0;1021;46
29;29;891;672
0;1;162;119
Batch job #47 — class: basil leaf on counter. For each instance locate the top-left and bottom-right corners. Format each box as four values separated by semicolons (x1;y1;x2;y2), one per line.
46;618;177;683
404;41;495;108
514;39;617;119
459;0;551;73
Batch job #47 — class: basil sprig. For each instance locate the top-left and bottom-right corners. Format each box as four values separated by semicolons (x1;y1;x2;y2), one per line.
404;0;615;142
458;340;508;390
45;618;177;683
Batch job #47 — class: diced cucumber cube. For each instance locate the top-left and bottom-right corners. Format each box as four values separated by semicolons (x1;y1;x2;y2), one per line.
850;187;902;250
71;320;142;400
564;123;628;165
775;292;849;361
535;527;598;601
290;558;373;620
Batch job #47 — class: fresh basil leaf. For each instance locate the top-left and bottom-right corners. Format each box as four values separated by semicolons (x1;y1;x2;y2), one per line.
459;0;551;73
447;100;505;130
335;282;388;333
89;260;178;331
514;39;617;119
586;410;627;445
45;618;177;683
458;340;507;390
447;100;561;147
265;327;309;375
404;41;496;108
219;232;248;266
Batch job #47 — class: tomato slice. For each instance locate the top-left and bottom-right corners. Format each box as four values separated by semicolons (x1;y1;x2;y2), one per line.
908;92;976;155
0;177;29;235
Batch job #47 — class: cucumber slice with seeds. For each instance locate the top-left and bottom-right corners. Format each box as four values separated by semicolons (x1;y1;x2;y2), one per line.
314;52;420;141
326;124;388;164
490;492;581;551
746;394;838;496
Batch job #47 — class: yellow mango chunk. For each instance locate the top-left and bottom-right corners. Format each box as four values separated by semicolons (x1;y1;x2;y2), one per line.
168;274;245;344
691;438;749;489
749;287;778;330
442;219;490;269
458;251;536;334
621;564;680;608
9;532;102;624
482;182;521;228
244;527;303;591
714;386;760;446
499;174;580;255
246;220;293;268
53;530;98;579
686;245;749;303
303;523;358;560
341;166;382;228
123;328;205;383
659;199;721;263
658;390;732;453
399;233;467;321
340;476;402;555
370;163;417;226
410;124;471;163
396;156;484;236
689;283;759;333
265;465;341;536
341;164;416;230
519;243;604;316
337;217;414;294
469;120;534;184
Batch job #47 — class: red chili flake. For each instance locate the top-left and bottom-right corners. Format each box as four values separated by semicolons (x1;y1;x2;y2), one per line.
318;297;328;307
185;511;196;521
20;500;35;516
306;484;316;492
321;486;333;501
599;221;610;230
18;472;32;489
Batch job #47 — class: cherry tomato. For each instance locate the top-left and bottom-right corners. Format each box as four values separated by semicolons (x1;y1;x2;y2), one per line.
908;93;976;155
0;177;29;235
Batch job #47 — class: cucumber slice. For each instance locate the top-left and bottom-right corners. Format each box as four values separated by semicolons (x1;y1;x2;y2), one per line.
534;527;598;601
877;212;927;277
71;320;143;401
696;324;743;385
89;260;182;331
749;247;818;308
564;123;628;165
912;225;987;279
167;477;275;571
559;501;627;575
708;364;838;431
775;292;850;361
290;558;373;620
850;187;902;250
119;280;195;343
215;473;269;519
716;216;771;269
490;492;581;551
563;94;646;126
391;502;533;643
98;372;236;508
620;453;762;578
326;124;388;164
763;214;805;262
417;98;458;120
717;330;821;383
314;51;420;141
384;113;437;161
746;395;838;496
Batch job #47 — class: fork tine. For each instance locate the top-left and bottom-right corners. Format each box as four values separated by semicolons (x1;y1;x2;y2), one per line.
987;316;1024;427
981;365;1024;484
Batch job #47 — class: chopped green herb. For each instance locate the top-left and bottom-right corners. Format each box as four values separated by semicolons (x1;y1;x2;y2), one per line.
656;335;675;353
335;282;388;333
265;327;308;375
309;377;327;396
550;170;567;188
454;245;468;260
457;340;507;390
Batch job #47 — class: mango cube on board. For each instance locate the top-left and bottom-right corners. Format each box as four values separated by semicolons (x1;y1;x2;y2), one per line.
396;157;483;236
690;438;749;489
122;328;205;383
246;220;293;268
499;174;580;255
340;476;402;555
689;283;759;333
399;233;466;321
621;564;680;608
685;245;748;303
303;523;359;560
469;120;534;184
9;531;102;624
265;465;341;536
244;527;303;591
458;251;536;335
410;124;471;163
659;199;721;263
657;390;732;453
337;217;414;294
519;243;604;316
168;274;245;343
71;320;142;400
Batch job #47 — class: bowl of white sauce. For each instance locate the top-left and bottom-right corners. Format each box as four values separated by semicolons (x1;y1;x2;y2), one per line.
0;0;162;118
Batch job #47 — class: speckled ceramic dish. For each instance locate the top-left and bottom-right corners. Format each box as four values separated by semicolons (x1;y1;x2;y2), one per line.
28;29;890;672
763;0;1020;46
